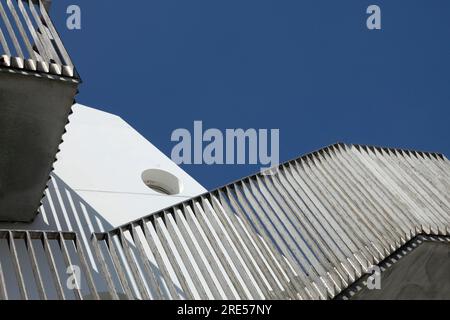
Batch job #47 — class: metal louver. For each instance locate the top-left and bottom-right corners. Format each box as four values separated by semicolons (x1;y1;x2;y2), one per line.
0;143;449;299
90;143;450;300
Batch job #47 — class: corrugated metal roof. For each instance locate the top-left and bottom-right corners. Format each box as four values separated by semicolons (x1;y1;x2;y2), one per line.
91;143;450;300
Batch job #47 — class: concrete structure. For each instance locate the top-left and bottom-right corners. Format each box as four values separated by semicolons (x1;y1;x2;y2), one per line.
0;0;79;221
338;235;450;300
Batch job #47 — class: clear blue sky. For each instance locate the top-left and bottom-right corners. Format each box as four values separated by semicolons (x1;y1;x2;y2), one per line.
52;0;450;190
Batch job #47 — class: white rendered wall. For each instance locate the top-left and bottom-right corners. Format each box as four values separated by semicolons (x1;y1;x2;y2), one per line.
0;103;206;232
57;103;206;229
0;104;207;299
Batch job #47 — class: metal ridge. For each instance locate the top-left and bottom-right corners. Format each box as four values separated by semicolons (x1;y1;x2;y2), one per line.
110;142;448;231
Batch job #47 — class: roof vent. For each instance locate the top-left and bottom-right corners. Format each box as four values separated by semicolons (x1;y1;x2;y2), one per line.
141;169;183;196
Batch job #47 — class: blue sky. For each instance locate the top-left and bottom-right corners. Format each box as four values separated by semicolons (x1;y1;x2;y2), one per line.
52;0;450;189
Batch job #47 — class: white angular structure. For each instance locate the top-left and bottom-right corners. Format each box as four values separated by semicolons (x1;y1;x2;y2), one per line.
0;104;206;299
1;103;207;231
53;104;206;228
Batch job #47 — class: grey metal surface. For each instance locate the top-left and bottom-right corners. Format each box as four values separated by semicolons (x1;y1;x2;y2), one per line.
0;71;78;221
338;235;450;300
0;0;75;77
90;143;450;300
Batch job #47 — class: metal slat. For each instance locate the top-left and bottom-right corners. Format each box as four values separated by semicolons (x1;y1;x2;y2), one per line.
301;158;383;267
42;232;65;300
0;252;8;300
287;160;361;263
28;0;60;64
171;208;224;299
411;152;450;206
206;195;279;299
383;149;450;229
74;236;100;300
0;1;23;57
352;146;434;232
311;155;395;260
7;231;28;300
313;152;400;252
271;169;346;295
105;233;134;299
90;235;119;300
24;231;47;300
153;216;195;299
129;224;164;299
6;0;38;60
17;0;49;61
0;25;11;55
335;144;419;236
118;228;150;300
330;145;414;242
369;148;446;229
229;184;308;299
352;146;437;234
292;160;370;276
191;201;251;299
38;0;73;66
246;177;320;299
183;203;239;299
281;163;356;286
58;232;83;300
278;165;351;284
200;198;264;299
164;212;210;299
141;220;180;300
258;174;334;297
217;189;298;299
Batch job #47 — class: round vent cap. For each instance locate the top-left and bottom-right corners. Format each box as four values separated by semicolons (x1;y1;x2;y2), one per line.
141;169;183;196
